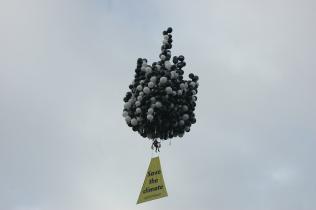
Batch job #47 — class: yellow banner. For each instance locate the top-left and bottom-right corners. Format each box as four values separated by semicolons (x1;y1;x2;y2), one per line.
137;156;168;204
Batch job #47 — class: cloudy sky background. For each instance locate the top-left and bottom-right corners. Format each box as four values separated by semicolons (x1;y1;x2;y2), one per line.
1;0;316;210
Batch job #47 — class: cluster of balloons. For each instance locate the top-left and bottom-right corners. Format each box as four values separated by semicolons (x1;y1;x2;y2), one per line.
123;27;199;140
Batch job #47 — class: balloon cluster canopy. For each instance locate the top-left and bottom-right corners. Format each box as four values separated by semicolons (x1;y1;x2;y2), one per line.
123;27;199;142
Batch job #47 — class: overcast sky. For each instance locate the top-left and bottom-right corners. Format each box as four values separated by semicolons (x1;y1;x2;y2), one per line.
1;0;316;210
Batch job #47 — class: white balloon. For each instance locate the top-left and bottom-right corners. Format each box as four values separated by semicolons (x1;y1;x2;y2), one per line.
135;101;141;107
148;108;154;114
146;66;152;73
131;118;138;126
147;114;154;121
155;101;162;108
150;76;157;83
170;71;177;79
160;77;167;84
164;61;172;70
183;114;189;121
143;87;150;94
136;108;141;114
148;82;154;88
165;86;172;94
160;55;166;60
150;97;156;103
137;85;143;91
124;102;131;109
125;116;131;123
122;111;128;117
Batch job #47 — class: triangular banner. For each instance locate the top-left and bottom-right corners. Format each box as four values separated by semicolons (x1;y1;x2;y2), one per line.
137;156;168;204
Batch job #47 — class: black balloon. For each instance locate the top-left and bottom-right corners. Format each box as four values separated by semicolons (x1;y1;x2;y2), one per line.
123;27;199;140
